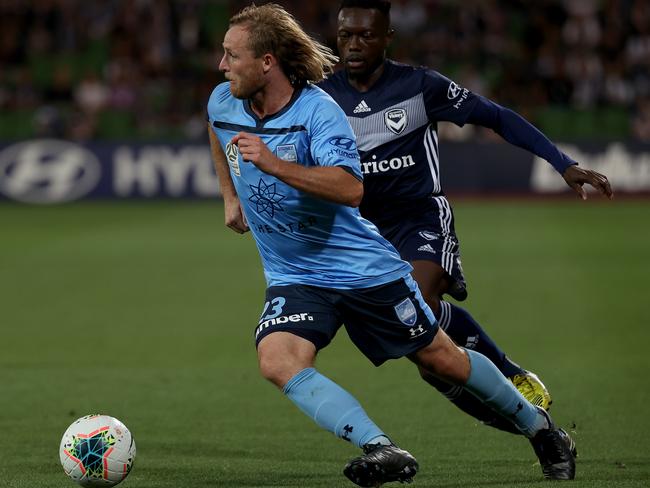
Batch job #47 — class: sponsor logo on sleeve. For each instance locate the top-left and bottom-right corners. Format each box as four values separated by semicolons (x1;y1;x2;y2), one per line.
326;136;358;161
328;137;357;151
447;82;462;100
447;81;470;109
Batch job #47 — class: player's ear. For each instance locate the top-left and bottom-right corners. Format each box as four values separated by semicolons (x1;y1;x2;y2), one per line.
386;28;395;44
262;53;275;74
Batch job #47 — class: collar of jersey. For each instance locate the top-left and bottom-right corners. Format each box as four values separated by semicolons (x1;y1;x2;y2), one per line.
244;86;304;127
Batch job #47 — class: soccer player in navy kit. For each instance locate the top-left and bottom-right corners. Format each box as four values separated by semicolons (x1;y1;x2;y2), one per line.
319;0;613;435
208;4;576;486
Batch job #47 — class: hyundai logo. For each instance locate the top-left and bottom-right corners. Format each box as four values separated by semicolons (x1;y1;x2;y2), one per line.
447;81;462;100
0;139;101;203
328;137;356;151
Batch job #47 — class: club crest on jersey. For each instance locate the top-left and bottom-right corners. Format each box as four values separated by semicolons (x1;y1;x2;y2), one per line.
394;298;417;326
276;144;297;162
384;108;407;135
225;142;241;176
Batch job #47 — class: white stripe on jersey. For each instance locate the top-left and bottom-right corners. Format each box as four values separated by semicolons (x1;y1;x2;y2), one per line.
423;124;441;194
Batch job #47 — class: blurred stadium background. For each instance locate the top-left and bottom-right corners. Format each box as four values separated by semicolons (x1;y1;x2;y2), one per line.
1;1;649;487
1;0;649;201
1;0;649;143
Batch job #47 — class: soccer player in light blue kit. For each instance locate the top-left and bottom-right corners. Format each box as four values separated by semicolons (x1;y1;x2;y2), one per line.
207;4;576;486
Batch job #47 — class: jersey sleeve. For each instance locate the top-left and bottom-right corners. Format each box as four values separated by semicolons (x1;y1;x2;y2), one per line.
206;82;231;128
421;69;480;127
308;95;363;180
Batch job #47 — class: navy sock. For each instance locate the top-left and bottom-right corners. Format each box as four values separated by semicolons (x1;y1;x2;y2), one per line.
420;373;521;434
283;368;388;448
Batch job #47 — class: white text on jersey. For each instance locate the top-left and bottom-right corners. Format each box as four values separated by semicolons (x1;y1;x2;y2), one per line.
361;154;415;174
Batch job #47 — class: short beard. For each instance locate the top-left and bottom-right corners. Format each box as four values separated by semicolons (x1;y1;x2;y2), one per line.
230;80;263;100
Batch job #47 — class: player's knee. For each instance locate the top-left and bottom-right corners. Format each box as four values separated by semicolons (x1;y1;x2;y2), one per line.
416;333;470;384
257;354;291;388
257;333;316;388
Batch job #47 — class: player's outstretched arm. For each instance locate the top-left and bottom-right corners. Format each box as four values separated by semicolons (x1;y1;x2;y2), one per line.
208;123;249;234
562;164;613;200
466;97;614;200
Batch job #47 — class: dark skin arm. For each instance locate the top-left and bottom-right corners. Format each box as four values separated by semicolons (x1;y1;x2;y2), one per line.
562;164;613;200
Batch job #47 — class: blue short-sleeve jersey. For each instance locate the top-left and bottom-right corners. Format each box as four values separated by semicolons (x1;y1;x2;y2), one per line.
207;82;412;289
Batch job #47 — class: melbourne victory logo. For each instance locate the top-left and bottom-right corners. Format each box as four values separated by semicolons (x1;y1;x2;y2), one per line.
384;108;408;135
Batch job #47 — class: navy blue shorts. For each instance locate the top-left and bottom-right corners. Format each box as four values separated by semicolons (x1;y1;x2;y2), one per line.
254;275;438;366
375;196;467;301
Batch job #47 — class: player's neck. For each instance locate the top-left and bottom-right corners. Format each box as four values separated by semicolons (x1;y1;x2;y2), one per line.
249;77;295;119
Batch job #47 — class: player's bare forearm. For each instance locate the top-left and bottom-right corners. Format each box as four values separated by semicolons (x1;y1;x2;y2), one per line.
208;123;238;202
232;131;363;207
275;162;363;207
562;164;614;200
208;124;249;233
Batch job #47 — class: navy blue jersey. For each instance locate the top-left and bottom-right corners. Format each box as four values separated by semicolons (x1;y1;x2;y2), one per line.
207;82;412;289
318;60;479;224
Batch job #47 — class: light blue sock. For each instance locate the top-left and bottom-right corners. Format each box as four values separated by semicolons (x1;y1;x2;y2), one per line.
463;349;548;437
283;368;388;448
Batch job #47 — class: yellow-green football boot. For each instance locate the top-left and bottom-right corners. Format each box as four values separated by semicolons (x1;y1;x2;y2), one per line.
512;371;552;411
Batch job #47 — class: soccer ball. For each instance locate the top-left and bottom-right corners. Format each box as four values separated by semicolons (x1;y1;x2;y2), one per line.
60;414;136;487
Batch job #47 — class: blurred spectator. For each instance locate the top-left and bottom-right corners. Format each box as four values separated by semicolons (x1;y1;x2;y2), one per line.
0;0;647;142
632;96;650;141
75;71;109;114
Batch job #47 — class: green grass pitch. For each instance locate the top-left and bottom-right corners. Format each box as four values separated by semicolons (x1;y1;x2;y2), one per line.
1;200;649;488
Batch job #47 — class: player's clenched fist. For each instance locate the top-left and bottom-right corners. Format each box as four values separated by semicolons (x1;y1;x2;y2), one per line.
231;132;280;175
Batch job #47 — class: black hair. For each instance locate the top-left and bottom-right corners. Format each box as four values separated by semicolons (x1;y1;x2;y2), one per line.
339;0;391;19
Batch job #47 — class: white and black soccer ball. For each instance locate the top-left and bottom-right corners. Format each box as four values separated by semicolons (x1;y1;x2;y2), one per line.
60;414;136;487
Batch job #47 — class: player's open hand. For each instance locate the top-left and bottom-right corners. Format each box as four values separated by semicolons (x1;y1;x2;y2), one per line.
224;197;249;234
562;164;613;200
231;132;280;175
